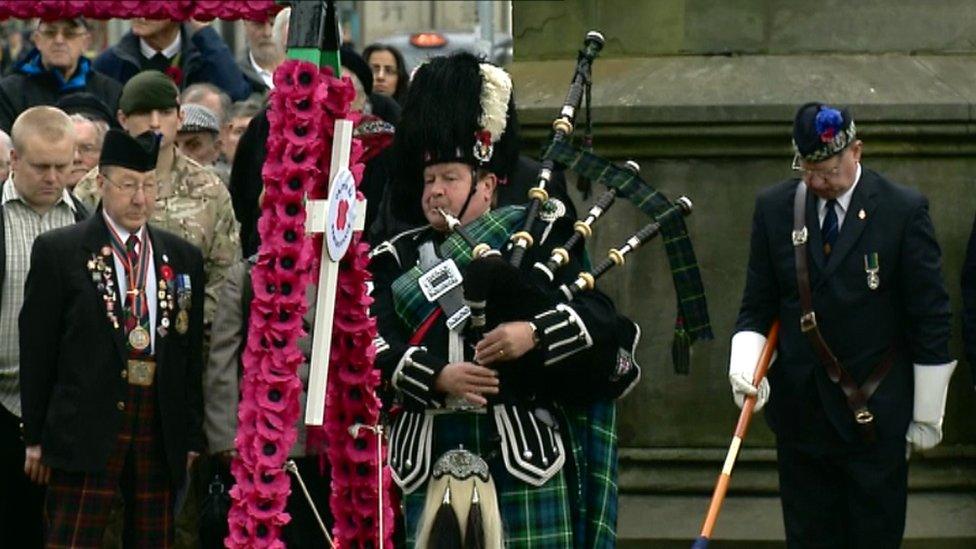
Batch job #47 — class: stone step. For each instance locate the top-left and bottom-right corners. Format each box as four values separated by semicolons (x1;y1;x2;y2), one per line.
617;493;976;548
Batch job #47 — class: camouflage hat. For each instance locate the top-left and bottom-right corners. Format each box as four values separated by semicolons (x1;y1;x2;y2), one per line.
179;104;220;135
118;70;179;115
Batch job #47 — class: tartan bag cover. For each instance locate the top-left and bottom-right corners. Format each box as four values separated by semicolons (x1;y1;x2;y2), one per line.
391;205;526;330
543;140;713;349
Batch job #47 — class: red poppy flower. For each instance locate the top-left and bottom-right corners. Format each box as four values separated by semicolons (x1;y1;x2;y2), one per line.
164;66;184;87
160;265;174;281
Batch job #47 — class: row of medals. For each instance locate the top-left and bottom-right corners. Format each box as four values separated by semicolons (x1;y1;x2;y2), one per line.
128;280;190;351
91;254;185;352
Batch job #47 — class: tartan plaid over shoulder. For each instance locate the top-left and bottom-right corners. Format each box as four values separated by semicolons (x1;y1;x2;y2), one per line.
543;140;713;351
391;205;527;330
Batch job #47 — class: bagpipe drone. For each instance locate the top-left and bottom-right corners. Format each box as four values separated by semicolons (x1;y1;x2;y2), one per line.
449;31;713;377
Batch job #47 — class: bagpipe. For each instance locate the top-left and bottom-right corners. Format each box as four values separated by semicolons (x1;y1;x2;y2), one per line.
446;30;712;387
406;30;714;549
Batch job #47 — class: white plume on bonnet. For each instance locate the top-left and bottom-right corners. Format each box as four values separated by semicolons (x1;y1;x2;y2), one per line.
477;63;512;144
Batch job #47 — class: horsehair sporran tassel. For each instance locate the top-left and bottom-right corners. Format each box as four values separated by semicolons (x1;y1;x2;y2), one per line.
422;449;503;549
428;480;463;549
464;484;486;549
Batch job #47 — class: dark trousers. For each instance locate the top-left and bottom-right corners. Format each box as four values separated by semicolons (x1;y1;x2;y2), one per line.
776;437;908;549
0;403;45;548
282;456;334;548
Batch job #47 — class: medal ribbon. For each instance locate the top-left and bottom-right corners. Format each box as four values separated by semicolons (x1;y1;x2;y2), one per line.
106;223;152;347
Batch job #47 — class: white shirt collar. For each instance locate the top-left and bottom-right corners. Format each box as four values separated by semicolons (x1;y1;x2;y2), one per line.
249;51;275;89
2;176;76;213
139;33;181;60
102;209;146;244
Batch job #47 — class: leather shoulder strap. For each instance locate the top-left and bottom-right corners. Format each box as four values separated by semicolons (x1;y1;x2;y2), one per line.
792;182;892;440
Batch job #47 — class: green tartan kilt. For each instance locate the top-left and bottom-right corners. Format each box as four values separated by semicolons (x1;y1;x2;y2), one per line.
403;412;574;548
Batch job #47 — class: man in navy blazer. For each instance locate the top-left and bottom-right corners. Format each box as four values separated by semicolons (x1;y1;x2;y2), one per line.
19;129;204;547
730;103;956;548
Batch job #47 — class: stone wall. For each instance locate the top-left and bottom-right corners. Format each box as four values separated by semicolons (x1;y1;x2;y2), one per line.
510;1;976;500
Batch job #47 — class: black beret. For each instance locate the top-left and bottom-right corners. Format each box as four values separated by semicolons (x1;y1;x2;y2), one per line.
99;130;159;172
792;102;857;163
118;70;179;115
56;92;117;128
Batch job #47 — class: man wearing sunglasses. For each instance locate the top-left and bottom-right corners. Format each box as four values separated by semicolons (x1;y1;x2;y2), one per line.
729;102;955;548
0;18;122;134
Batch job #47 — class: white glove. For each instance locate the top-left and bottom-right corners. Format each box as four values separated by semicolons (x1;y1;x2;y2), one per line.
728;331;775;412
905;361;957;451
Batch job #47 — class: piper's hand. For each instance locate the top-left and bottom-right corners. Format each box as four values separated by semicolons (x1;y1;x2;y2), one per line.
906;420;942;451
186;451;200;471
729;373;770;412
24;445;50;485
434;362;500;406
475;322;536;365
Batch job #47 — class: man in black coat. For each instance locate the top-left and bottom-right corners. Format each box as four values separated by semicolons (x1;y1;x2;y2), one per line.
730;102;956;548
0;18;122;133
957;213;976;390
19;129;205;547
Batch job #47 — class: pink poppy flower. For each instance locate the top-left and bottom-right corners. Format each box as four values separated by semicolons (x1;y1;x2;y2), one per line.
275;60;319;93
343;430;379;464
336;357;371;385
255;381;297;415
225;508;254;547
247;491;287;521
252;466;290;499
192;0;223;19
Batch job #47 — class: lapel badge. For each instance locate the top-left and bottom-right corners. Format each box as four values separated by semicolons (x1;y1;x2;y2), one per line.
858;208;866;220
864;252;880;290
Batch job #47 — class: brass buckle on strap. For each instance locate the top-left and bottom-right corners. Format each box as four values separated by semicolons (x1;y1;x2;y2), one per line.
855;407;875;425
126;359;156;387
792;227;808;247
800;312;817;332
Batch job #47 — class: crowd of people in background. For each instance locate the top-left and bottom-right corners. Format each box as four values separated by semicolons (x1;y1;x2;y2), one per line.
0;6;966;549
0;9;421;548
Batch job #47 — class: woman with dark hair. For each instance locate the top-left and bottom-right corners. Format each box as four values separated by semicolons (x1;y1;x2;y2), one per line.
363;43;409;105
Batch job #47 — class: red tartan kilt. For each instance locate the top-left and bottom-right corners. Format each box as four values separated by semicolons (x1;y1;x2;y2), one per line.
45;384;174;548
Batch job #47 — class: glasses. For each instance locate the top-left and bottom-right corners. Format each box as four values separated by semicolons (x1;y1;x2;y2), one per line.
37;26;89;40
791;154;843;180
102;173;158;197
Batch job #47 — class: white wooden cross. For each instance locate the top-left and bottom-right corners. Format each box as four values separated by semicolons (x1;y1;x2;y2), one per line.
304;118;367;426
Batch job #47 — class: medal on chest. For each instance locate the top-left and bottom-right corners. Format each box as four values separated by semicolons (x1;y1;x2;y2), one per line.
864;252;880;290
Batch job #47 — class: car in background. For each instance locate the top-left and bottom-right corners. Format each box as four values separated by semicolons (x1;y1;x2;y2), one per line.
372;31;512;72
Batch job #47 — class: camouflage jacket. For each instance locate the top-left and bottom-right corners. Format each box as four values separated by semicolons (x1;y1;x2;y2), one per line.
74;149;242;325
